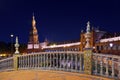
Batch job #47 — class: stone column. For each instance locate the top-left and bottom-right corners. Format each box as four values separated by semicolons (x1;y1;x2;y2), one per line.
13;54;20;70
84;48;93;75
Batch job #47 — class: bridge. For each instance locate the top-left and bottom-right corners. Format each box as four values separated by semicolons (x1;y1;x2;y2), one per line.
0;51;119;80
0;25;119;80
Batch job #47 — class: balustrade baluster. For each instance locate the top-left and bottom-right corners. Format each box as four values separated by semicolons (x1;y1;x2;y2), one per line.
35;54;37;68
95;56;98;75
105;58;109;77
100;56;103;76
28;55;30;68
43;53;46;69
67;53;70;71
25;56;27;68
31;54;34;68
41;54;43;68
75;54;78;72
49;53;51;69
59;53;62;70
37;54;39;68
63;53;66;71
18;57;20;69
80;54;82;72
30;55;32;68
56;53;58;70
35;55;37;68
111;57;114;78
53;53;55;69
71;53;73;71
46;53;48;68
21;56;23;68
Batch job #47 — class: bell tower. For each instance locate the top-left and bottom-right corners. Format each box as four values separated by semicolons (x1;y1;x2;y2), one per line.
27;14;41;53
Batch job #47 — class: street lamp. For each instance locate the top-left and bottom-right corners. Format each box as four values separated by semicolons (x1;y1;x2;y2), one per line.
109;43;113;48
10;34;14;55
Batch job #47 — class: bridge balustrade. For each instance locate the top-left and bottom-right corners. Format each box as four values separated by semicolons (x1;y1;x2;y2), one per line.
17;51;84;73
0;57;14;71
93;53;120;79
0;52;120;79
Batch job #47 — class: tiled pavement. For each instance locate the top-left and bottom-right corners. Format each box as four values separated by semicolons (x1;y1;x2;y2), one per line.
0;70;113;80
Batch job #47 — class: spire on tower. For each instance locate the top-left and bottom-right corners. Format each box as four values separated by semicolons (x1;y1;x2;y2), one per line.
86;21;90;33
32;13;36;28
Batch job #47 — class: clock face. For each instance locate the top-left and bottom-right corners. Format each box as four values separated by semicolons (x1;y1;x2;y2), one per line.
34;44;39;49
28;44;33;49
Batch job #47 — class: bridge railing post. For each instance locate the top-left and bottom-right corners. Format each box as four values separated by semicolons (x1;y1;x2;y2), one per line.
13;54;20;70
84;48;93;75
118;59;120;79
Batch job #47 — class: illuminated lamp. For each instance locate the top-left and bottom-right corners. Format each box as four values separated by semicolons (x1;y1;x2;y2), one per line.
109;43;113;48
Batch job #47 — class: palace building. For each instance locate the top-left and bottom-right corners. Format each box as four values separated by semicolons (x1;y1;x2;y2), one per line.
27;16;120;55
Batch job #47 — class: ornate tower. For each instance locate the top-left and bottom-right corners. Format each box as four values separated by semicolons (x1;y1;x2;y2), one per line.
27;14;41;53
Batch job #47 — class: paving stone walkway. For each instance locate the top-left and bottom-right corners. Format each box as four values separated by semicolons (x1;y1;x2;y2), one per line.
0;70;113;80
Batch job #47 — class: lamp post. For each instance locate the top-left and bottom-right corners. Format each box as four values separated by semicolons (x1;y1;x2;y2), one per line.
10;34;14;55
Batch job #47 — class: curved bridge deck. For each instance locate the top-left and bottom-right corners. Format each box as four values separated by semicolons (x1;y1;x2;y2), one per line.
0;70;113;80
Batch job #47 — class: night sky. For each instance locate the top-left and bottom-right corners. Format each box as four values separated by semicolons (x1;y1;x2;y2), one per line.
0;0;120;43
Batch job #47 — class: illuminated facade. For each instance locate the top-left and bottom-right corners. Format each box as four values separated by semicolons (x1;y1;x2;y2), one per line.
42;27;120;55
27;16;120;55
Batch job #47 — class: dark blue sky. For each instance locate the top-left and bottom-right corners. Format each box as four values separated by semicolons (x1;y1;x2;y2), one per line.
0;0;120;43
